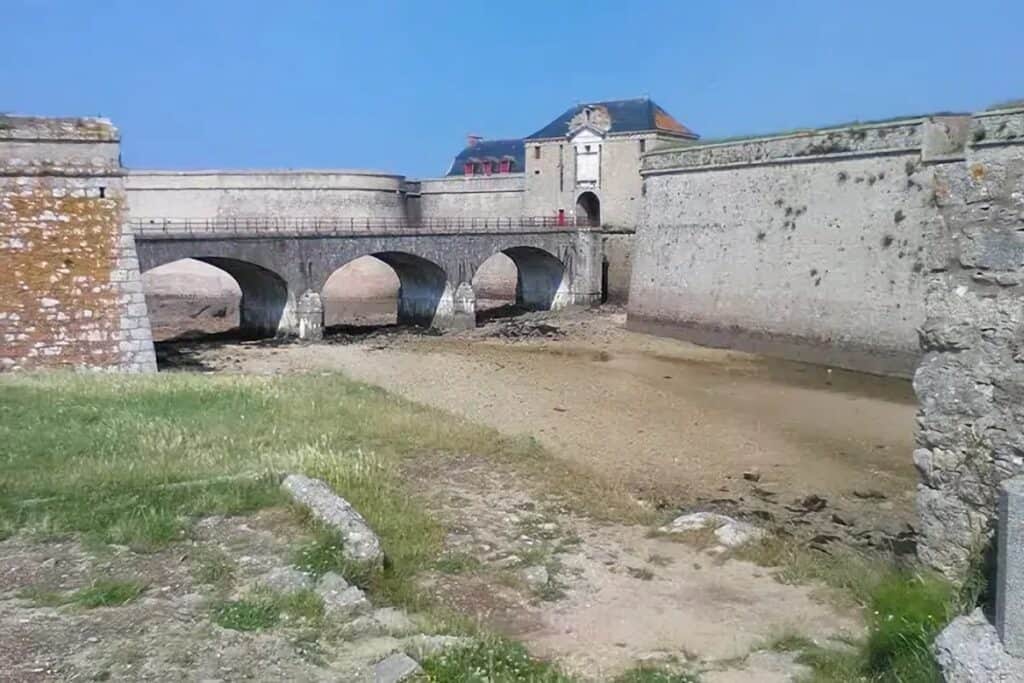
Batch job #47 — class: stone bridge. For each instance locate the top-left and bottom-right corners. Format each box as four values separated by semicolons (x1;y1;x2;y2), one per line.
133;217;602;339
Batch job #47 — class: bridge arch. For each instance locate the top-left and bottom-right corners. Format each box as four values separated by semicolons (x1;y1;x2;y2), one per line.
474;246;570;313
321;251;470;330
140;256;293;339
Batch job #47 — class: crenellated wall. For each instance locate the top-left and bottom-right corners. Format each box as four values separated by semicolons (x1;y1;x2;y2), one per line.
628;111;1023;377
0;116;156;372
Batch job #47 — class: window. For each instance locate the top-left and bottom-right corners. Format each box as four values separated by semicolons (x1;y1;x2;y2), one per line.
639;139;646;153
463;162;474;176
483;161;493;175
534;145;541;160
584;144;591;153
500;159;512;173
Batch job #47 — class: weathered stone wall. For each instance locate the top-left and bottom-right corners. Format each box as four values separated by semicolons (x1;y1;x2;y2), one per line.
0;116;156;372
523;133;672;229
601;232;634;304
630;116;971;377
126;170;408;220
417;174;524;219
914;108;1024;578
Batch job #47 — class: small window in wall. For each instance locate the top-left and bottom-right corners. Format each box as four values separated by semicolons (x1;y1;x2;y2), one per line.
584;144;591;153
463;162;474;176
98;186;106;198
534;145;541;160
500;159;512;173
639;139;646;153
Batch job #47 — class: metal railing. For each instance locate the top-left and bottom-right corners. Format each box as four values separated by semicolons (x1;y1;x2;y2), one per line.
130;216;600;238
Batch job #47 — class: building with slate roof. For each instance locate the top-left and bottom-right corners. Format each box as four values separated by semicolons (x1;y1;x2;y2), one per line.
441;98;696;229
426;97;698;301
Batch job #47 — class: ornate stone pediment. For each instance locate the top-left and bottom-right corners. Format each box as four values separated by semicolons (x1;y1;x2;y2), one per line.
568;105;611;136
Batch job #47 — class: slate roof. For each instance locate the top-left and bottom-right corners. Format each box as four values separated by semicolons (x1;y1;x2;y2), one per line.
525;98;697;140
446;138;525;177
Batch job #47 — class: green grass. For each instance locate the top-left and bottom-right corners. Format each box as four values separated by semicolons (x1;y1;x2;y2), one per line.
613;668;701;683
0;372;551;607
434;551;483;575
212;588;325;632
421;637;573;682
192;547;236;588
212;596;281;631
70;579;147;608
18;579;146;609
731;537;971;682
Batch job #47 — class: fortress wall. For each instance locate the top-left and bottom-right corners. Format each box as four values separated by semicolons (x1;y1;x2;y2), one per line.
628;114;986;376
417;174;525;220
126;170;407;220
914;110;1024;577
0;116;156;372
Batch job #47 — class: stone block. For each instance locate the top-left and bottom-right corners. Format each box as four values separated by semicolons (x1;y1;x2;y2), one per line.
997;475;1024;656
936;608;1024;681
373;653;421;683
282;474;384;567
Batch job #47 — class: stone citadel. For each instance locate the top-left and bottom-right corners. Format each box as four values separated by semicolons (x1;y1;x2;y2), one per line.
2;98;1024;588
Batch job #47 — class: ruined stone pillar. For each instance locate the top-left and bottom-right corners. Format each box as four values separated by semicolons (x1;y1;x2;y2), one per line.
296;290;324;341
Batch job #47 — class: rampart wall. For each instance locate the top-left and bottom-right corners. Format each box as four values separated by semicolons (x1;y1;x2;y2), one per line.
0;116;156;372
628;112;1018;377
126;170;407;220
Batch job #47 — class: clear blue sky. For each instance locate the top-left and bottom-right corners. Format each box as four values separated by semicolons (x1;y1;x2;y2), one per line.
4;0;1023;178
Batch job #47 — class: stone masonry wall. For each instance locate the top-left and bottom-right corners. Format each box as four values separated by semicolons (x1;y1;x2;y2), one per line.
630;115;973;377
0;116;156;372
914;108;1024;579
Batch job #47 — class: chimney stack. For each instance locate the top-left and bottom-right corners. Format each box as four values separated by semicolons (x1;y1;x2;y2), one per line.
467;134;482;148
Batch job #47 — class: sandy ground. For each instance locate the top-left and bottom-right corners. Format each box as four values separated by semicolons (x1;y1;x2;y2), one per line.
163;308;918;543
148;306;922;678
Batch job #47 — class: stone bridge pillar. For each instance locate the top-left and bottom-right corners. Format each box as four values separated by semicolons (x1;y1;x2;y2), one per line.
295;290;324;341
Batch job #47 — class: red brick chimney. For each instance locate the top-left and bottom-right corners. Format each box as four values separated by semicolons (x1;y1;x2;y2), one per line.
466;134;482;148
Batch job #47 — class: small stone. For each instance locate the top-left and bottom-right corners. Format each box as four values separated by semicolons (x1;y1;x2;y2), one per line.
659;512;766;548
374;653;421;683
255;567;313;594
743;470;761;482
520;565;549;590
317;577;370;619
493;554;521;569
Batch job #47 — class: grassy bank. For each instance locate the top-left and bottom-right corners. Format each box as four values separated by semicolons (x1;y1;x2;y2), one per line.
0;372;553;600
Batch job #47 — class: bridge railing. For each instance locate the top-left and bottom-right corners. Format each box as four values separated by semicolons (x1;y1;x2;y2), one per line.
130;216;600;237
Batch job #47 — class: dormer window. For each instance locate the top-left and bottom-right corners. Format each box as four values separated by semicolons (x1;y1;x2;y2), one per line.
482;160;493;175
463;161;475;176
500;158;512;173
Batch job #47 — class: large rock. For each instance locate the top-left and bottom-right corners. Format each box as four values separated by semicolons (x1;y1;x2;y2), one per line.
281;474;384;567
934;609;1024;682
659;512;766;548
